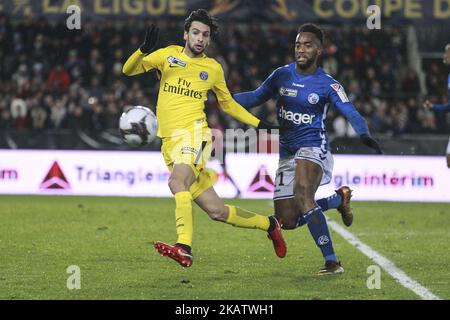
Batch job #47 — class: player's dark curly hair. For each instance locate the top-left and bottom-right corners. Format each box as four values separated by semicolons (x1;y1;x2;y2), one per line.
298;23;324;45
184;9;218;34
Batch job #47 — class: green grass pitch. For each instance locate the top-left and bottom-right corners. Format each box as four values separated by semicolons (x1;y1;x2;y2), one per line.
0;196;448;300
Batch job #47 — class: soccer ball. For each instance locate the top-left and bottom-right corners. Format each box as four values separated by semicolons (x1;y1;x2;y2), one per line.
119;106;158;146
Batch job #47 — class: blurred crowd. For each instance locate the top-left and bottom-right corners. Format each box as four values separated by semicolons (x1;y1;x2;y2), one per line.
0;14;449;136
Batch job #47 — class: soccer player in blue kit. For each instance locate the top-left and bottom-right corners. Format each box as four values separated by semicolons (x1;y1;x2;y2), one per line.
423;43;450;168
234;24;383;275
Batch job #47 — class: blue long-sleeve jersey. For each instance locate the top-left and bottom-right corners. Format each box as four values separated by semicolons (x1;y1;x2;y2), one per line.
234;63;370;159
432;74;450;112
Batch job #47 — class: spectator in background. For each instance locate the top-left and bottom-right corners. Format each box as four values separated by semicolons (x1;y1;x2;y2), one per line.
63;104;91;130
0;107;13;129
333;116;357;138
65;49;86;84
426;62;445;97
47;63;71;91
10;97;28;129
12;64;30;88
50;98;67;129
88;97;106;132
104;102;119;130
379;62;396;97
30;103;48;130
418;109;438;133
401;68;420;99
0;17;446;138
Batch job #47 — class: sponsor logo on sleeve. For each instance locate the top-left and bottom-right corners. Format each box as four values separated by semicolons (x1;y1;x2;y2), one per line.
331;83;350;103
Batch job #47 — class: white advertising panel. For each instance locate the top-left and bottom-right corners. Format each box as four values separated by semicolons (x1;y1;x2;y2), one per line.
0;150;449;202
0;150;172;197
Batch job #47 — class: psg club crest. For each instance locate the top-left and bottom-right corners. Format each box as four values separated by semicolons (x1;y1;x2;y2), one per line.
199;71;208;81
308;93;319;105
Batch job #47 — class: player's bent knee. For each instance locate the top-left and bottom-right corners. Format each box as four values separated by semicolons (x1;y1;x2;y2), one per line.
281;220;298;230
206;206;228;222
168;178;189;194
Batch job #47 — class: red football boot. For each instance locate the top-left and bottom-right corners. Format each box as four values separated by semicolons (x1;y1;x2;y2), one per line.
153;241;193;268
267;216;287;258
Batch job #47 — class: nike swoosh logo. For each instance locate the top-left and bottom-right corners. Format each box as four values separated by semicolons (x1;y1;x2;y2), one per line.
177;249;192;258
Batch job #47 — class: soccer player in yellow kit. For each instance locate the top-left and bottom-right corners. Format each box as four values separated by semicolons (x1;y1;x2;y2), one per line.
122;9;286;268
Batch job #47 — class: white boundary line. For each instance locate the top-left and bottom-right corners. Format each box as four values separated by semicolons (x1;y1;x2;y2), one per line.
325;216;442;300
266;200;442;300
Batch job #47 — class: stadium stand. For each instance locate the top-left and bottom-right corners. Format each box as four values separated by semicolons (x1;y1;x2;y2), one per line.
0;14;448;152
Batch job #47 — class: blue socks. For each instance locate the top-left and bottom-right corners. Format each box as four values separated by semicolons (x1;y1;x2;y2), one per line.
292;191;342;262
316;192;342;211
297;206;338;263
295;191;341;227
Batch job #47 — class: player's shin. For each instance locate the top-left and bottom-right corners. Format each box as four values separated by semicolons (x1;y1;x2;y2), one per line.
304;206;338;262
175;191;194;248
225;205;271;231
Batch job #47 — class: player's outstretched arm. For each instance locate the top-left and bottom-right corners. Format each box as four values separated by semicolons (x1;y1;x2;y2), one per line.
432;103;450;112
359;134;383;154
423;99;450;113
122;25;159;76
219;97;265;128
341;104;383;154
233;71;278;110
233;87;272;110
213;65;279;129
332;97;383;154
329;83;382;154
216;93;279;129
232;89;279;129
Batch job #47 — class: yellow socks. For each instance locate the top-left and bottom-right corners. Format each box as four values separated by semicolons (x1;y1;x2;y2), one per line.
225;205;270;231
175;191;193;247
174;196;270;247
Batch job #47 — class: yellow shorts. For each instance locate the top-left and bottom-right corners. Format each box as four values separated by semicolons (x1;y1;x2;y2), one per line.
161;129;214;199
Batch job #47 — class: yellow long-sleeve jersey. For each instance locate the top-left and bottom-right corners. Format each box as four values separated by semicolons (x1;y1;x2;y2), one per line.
123;45;261;138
